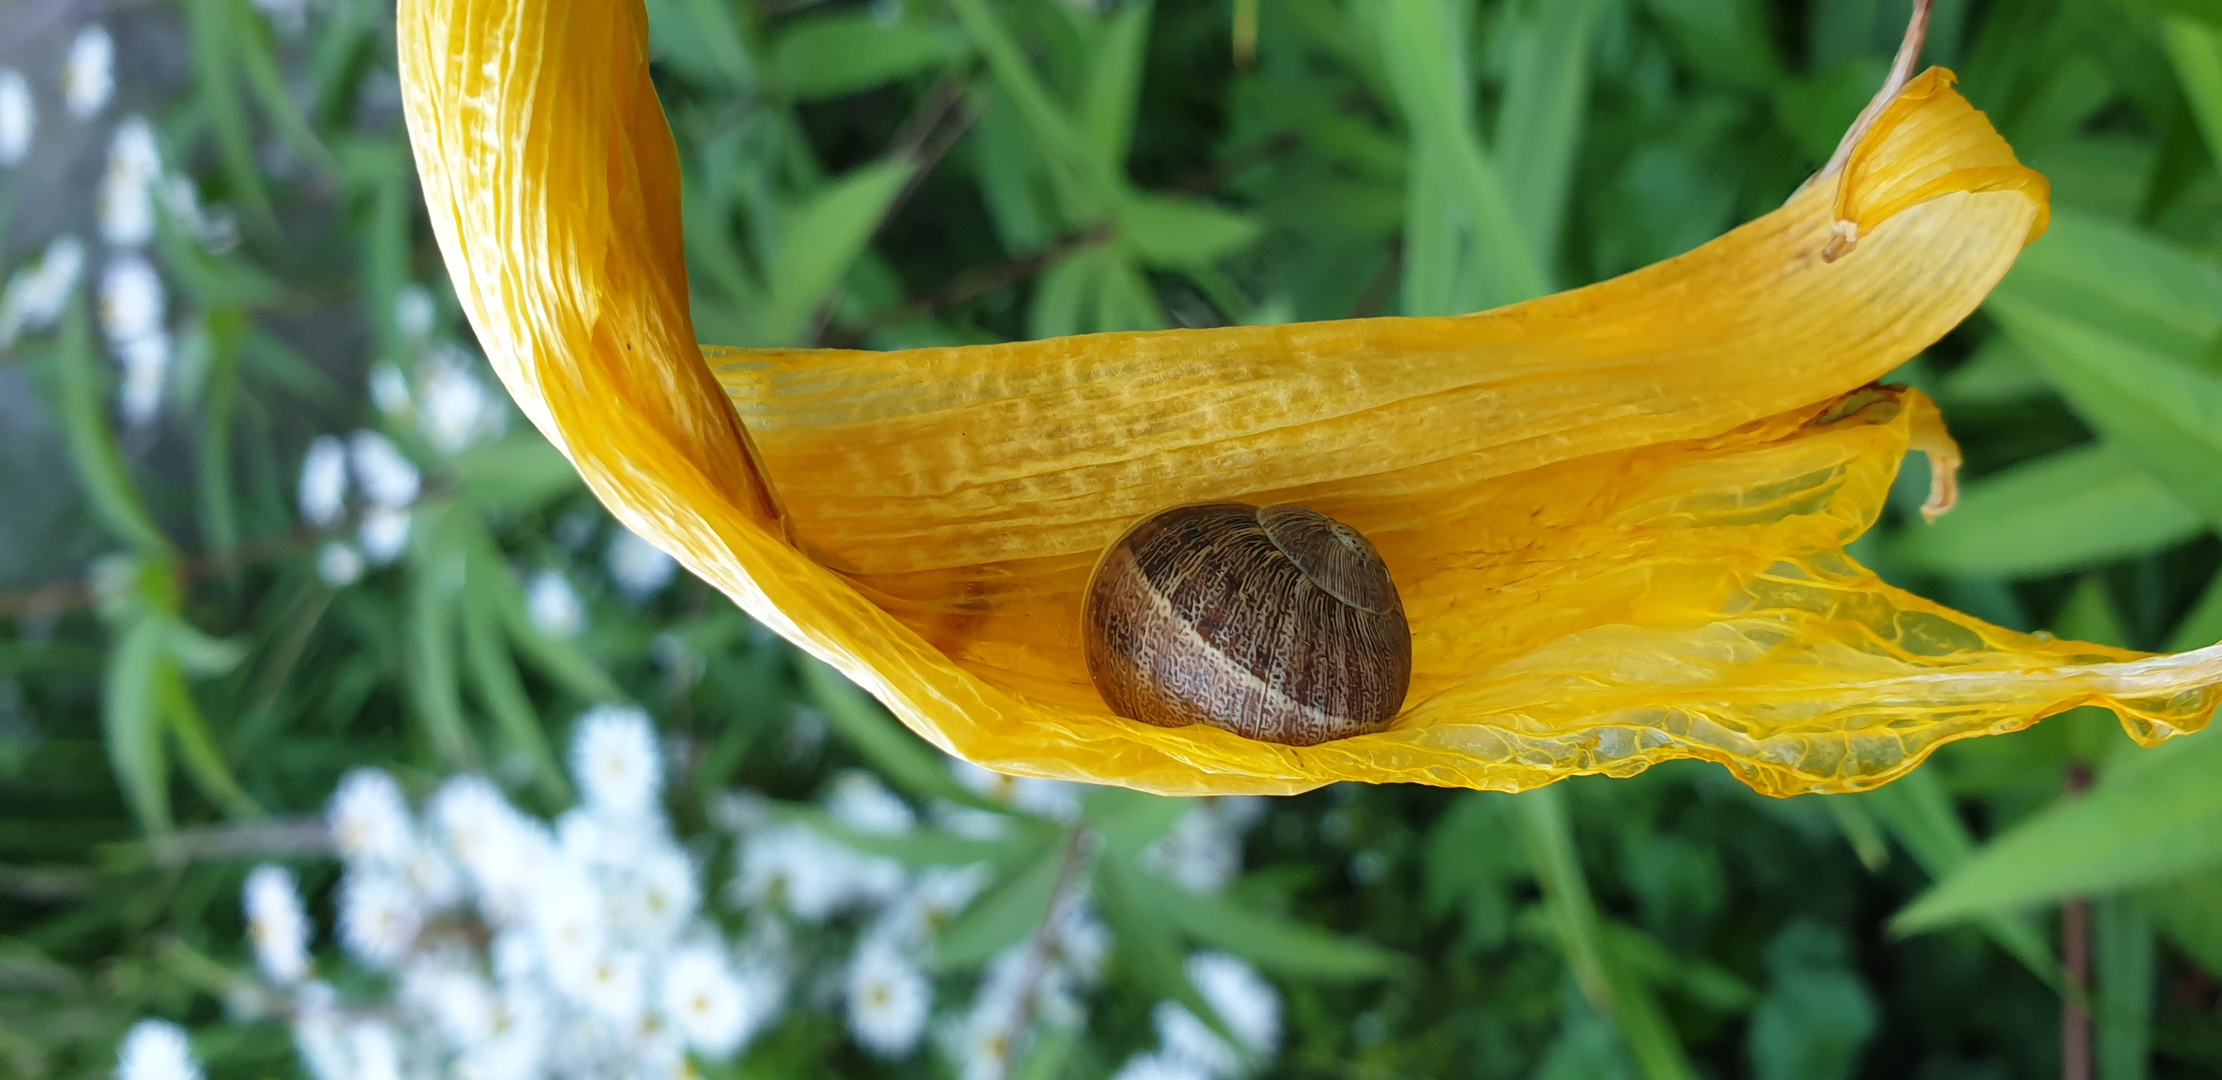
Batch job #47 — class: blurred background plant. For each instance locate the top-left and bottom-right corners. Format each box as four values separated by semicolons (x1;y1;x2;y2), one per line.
3;0;2222;1077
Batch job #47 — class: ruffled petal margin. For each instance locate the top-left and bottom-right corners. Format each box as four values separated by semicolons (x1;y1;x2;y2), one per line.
401;0;2222;796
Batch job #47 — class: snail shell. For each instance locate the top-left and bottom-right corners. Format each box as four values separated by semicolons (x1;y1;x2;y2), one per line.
1081;502;1411;746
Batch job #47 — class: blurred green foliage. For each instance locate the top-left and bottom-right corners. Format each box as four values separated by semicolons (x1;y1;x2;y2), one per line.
4;0;2222;1077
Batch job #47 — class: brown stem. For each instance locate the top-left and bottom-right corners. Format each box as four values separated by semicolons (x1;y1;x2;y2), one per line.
1806;0;1935;191
2063;760;2094;1080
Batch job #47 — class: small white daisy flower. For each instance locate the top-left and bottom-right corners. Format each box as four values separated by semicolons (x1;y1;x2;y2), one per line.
395;284;436;341
845;938;930;1057
297;436;350;527
336;871;422;967
1;235;87;346
116;1019;200;1080
62;26;114;119
1155;952;1280;1076
348;430;421;508
569;705;661;817
525;569;584;640
0;69;33;166
115;331;169;427
610;842;698;946
98;118;162;246
99;254;164;343
368;362;413;417
418;351;492;454
955;1002;1018;1080
605;525;678;601
316;541;364;587
243;864;311;983
327;768;413;866
357;505;411;565
660;941;762;1058
826;770;914;835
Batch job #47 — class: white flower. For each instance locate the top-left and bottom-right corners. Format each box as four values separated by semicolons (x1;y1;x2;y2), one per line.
846;938;930;1057
243;864;311;983
610;842;699;946
530;860;607;994
368;363;413;417
98;118;162;246
0;69;32;166
570;705;661;816
337;871;422;966
1111;1053;1214;1080
0;235;86;346
827;770;914;835
606;526;678;601
1155;953;1280;1077
395;284;436;341
115;331;169;426
328;768;413;866
357;506;411;565
100;254;164;340
525;569;584;639
578;948;648;1029
955;1001;1019;1080
62;26;114;119
419;352;493;454
298;436;350;527
349;430;421;507
875;863;988;945
346;1021;403;1080
1145;800;1256;895
955;761;1083;822
430;776;551;924
317;541;364;587
400;961;498;1047
660;941;766;1058
731;822;903;922
116;1019;201;1080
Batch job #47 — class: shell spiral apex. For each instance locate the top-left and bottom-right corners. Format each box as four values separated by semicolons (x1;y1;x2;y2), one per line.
1081;502;1412;747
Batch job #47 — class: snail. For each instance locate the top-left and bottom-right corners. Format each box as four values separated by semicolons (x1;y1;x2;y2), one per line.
1081;502;1412;746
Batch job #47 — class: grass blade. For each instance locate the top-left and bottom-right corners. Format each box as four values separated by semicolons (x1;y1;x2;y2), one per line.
2095;896;2155;1080
54;299;171;556
104;618;173;838
762;160;913;344
1894;443;2207;577
460;568;569;806
1865;769;2059;981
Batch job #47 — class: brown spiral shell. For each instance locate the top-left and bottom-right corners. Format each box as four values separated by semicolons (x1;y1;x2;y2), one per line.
1081;503;1412;746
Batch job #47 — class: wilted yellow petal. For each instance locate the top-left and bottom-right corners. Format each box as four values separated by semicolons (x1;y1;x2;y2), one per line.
400;0;2222;796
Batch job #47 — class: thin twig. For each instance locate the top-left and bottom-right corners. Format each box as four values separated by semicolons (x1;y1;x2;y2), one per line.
1001;827;1096;1053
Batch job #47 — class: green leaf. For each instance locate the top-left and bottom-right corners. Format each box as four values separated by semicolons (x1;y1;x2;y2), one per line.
1895;443;2207;576
451;434;584;512
159;617;248;678
800;658;1005;813
761;161;913;344
933;835;1070;969
1998;211;2222;363
1896;733;2222;931
1119;193;1260;268
1151;876;1402;980
1371;0;1548;309
461;568;569;805
406;529;480;769
1864;769;2059;981
1820;795;1889;873
1988;293;2222;527
1082;1;1152;168
2138;867;2222;974
1094;851;1222;1028
1494;0;1602;271
2166;15;2222;176
948;0;1111;213
769;14;968;100
54;299;171;556
236;0;338;176
2168;571;2222;651
1081;787;1189;856
158;664;261;820
1641;0;1783;90
792;807;1052;871
1517;788;1697;1080
2094;897;2155;1080
104;618;173;837
186;0;277;230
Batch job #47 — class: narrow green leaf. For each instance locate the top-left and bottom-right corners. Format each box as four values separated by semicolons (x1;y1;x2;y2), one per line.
1082;1;1153;168
1119;192;1260;268
1094;851;1223;1032
2166;15;2222;176
186;0;277;230
55;299;171;555
196;310;247;571
948;0;1113;212
770;14;968;100
1495;0;1601;271
1989;294;2222;527
1895;443;2207;576
793;807;1050;870
1517;788;1697;1080
2000;211;2222;363
2138;867;2222;974
158;664;262;819
104;618;173;837
1865;769;2059;981
1081;787;1189;856
2168;571;2222;651
159;617;248;678
235;0;339;175
1008;1021;1080;1080
762;161;913;344
2095;896;2155;1080
1896;734;2222;931
1371;0;1549;307
407;533;479;769
800;658;1005;813
461;571;569;805
1820;795;1889;873
934;836;1069;969
1151;876;1401;980
1641;0;1783;90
